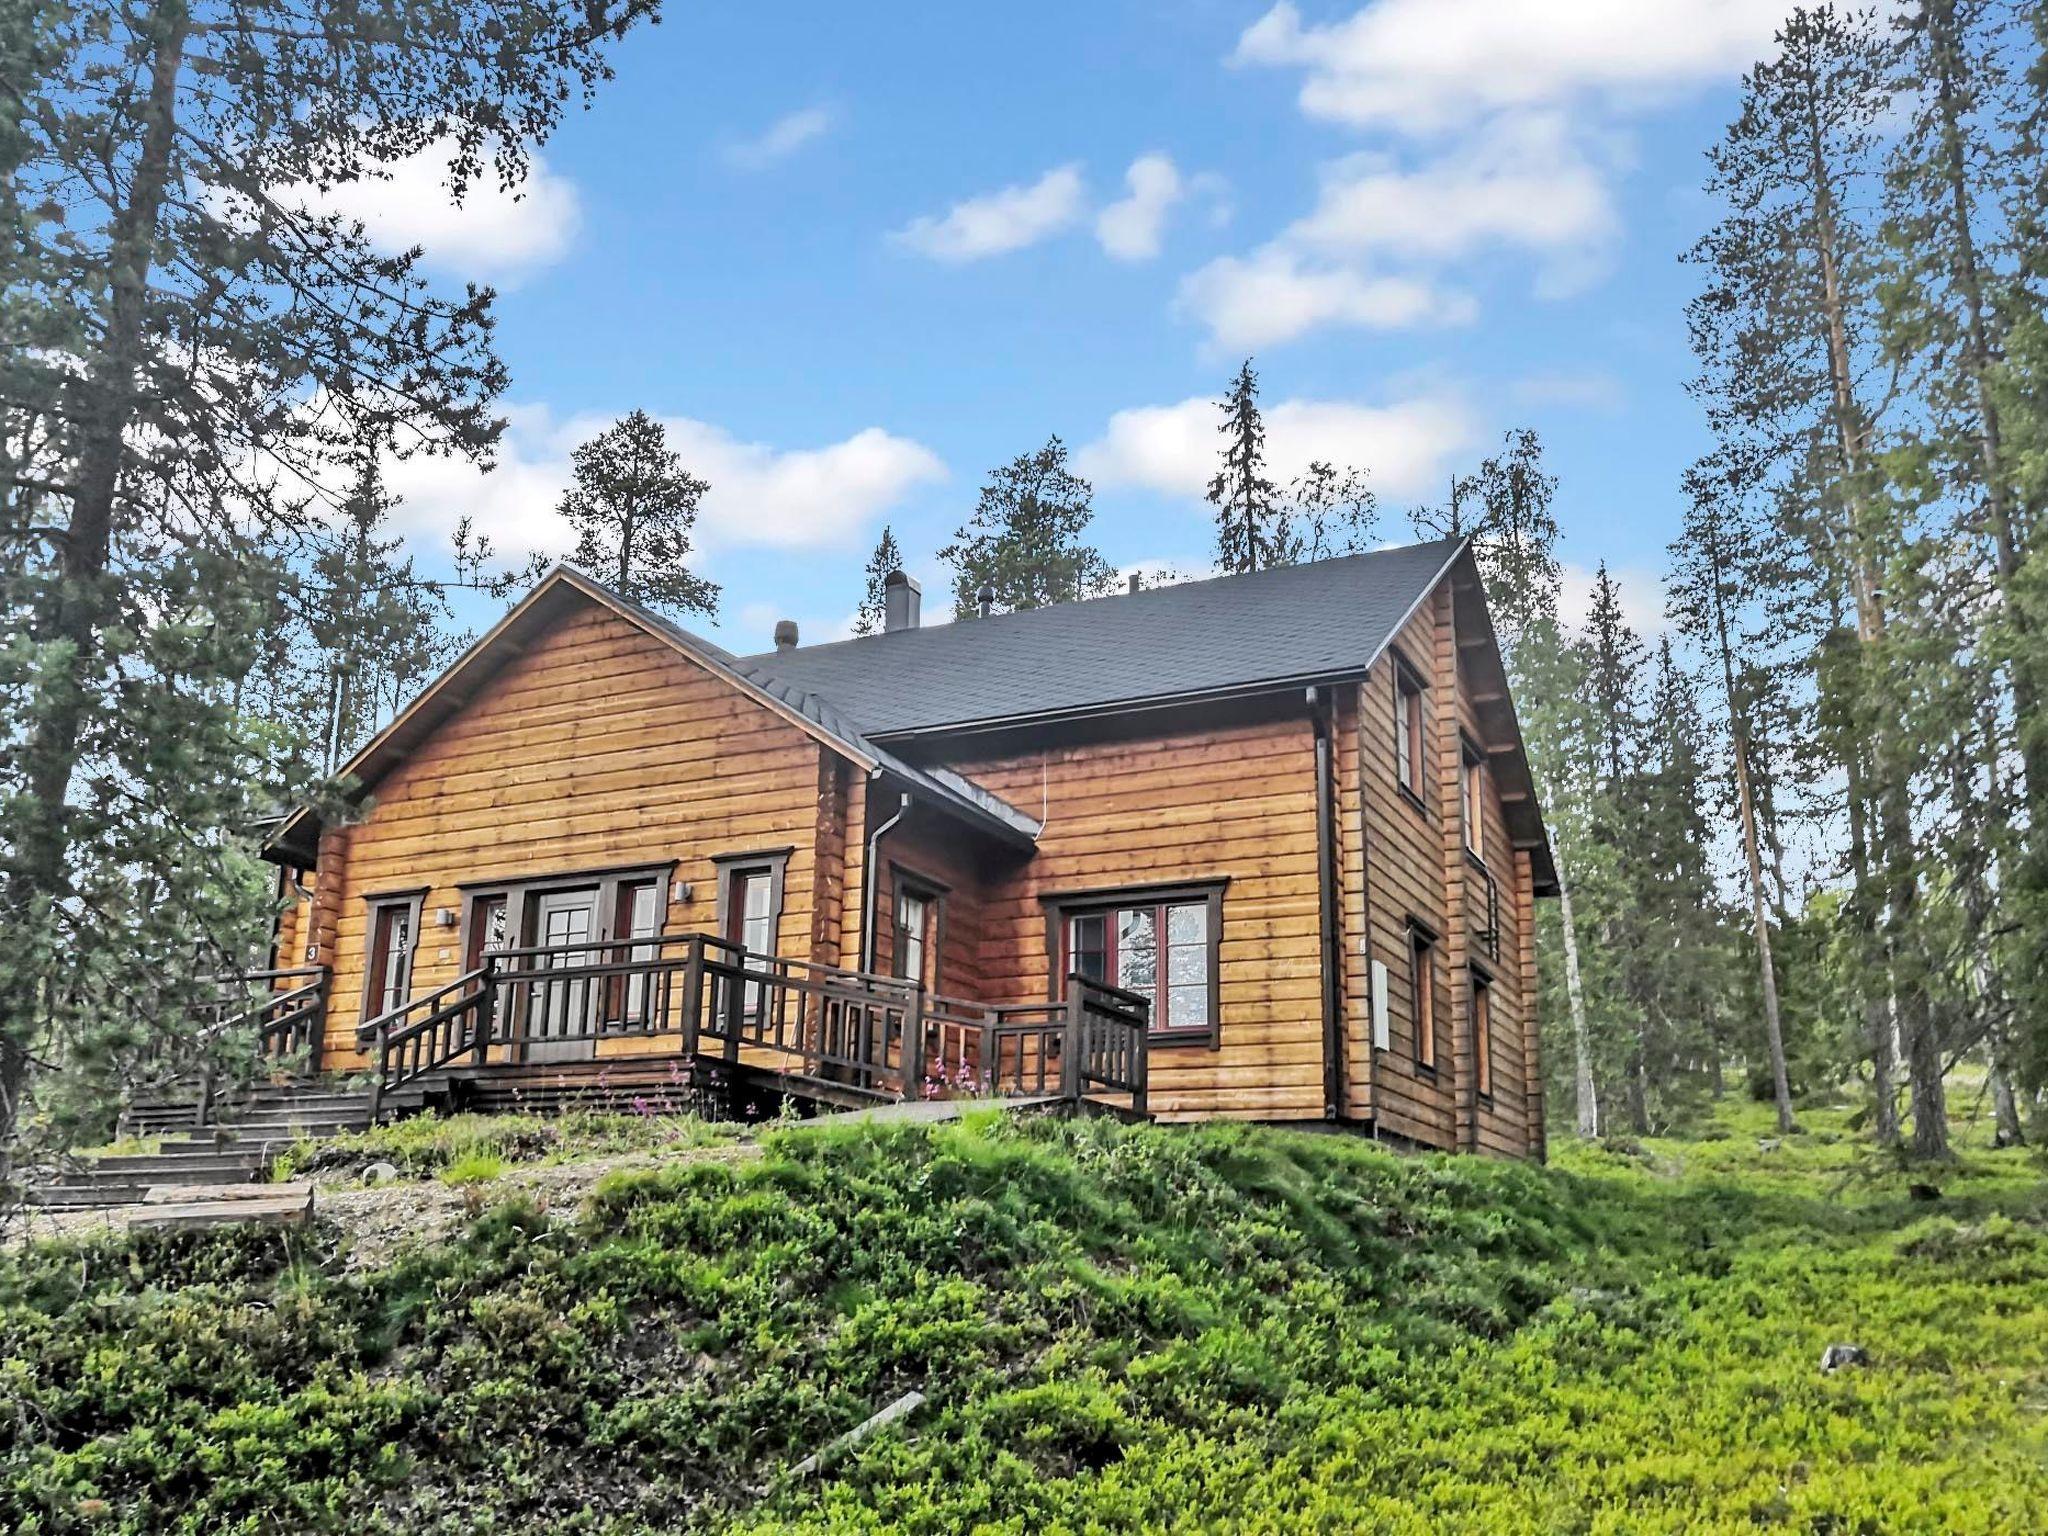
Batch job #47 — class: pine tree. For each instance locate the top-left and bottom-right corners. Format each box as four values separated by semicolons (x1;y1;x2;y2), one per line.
1208;360;1289;574
1672;449;1801;1131
0;0;656;1162
939;437;1115;616
854;525;905;636
1690;5;1951;1157
559;410;719;618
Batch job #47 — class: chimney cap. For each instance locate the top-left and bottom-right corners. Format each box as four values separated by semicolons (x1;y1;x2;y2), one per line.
773;619;799;651
1127;572;1141;594
883;569;919;593
977;582;995;618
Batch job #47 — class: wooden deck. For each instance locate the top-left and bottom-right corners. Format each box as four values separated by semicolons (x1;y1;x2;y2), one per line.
352;932;1149;1121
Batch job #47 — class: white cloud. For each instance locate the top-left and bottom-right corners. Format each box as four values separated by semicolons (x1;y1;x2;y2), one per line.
381;405;945;564
1287;114;1618;270
892;164;1087;261
1077;391;1475;503
290;140;581;282
1233;0;1789;133
1558;561;1668;640
1095;154;1184;261
722;104;835;170
1176;246;1475;349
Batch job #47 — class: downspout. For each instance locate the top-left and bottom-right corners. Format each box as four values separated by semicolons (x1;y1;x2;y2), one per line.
1310;687;1345;1120
1354;682;1379;1140
858;777;912;973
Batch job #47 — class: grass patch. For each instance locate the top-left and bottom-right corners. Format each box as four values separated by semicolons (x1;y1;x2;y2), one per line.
3;1098;2041;1532
269;1109;737;1182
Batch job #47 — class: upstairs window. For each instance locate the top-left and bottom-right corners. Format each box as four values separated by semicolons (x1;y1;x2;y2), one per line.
1394;661;1427;803
1409;921;1438;1071
1471;968;1494;1101
1056;883;1223;1045
1462;742;1488;862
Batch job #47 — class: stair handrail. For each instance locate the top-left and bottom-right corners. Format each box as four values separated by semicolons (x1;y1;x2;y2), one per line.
359;964;491;1119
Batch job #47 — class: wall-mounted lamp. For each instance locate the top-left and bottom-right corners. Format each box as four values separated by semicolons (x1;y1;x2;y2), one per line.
672;880;694;905
435;907;458;928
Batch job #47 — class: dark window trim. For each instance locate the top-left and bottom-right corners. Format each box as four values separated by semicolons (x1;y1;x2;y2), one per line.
887;860;947;992
1469;961;1495;1105
1459;733;1489;867
713;848;792;954
457;860;677;962
359;889;427;1023
1041;879;1227;1048
1407;916;1439;1074
1390;648;1430;818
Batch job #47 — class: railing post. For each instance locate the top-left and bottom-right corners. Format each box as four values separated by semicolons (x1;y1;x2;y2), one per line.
308;969;329;1073
1061;978;1084;1101
901;988;925;1101
1131;1001;1149;1118
367;1021;387;1123
473;957;496;1067
680;935;704;1059
723;947;743;1064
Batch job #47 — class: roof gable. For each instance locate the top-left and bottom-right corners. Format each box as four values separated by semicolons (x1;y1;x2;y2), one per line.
265;568;1040;865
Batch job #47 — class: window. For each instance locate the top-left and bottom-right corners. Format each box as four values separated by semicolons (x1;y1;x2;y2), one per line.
1394;660;1427;804
1409;921;1437;1070
1053;883;1224;1045
1461;742;1487;862
713;849;790;958
1470;969;1494;1101
361;892;424;1021
611;879;663;1025
892;878;941;991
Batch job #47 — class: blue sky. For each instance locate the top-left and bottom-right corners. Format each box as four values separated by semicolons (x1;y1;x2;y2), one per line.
343;1;1797;649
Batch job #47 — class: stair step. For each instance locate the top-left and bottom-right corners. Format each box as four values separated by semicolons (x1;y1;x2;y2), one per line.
76;1151;273;1178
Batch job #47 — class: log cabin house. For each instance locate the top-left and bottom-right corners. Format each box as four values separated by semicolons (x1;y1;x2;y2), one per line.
254;536;1556;1158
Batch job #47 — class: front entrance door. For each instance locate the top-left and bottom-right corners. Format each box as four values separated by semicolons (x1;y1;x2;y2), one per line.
526;888;599;1063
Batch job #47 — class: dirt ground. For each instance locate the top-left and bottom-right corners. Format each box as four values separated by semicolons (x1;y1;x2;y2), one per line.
7;1141;764;1261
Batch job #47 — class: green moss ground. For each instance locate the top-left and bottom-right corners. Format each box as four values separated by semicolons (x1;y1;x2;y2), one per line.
4;1096;2043;1533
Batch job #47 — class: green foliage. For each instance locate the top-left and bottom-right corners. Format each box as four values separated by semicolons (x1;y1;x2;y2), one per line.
3;1107;2041;1532
939;438;1116;617
270;1111;734;1182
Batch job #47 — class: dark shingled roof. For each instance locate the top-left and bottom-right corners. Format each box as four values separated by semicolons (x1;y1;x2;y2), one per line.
737;537;1466;737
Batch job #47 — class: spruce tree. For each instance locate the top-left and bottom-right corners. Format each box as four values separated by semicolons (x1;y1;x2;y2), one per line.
939;438;1115;616
559;410;719;618
854;525;905;636
1208;360;1289;574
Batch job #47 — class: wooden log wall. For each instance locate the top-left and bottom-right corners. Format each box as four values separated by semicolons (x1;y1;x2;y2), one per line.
309;605;837;1067
951;716;1326;1123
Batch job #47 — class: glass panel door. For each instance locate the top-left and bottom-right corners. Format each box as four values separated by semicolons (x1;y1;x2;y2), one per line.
527;888;598;1062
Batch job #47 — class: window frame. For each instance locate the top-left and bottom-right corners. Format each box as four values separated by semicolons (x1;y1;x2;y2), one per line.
1044;880;1227;1048
456;860;677;966
712;848;793;957
888;863;947;993
1391;651;1429;815
1407;917;1439;1073
1460;735;1488;865
359;887;427;1023
1469;963;1495;1104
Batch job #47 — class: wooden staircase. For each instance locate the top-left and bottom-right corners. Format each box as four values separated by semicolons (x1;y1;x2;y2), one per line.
25;1082;375;1210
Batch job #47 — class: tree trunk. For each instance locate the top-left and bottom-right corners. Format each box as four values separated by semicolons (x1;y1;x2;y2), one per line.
1555;860;1599;1138
1801;70;1947;1158
1927;2;2047;812
0;11;188;1165
1702;514;1799;1133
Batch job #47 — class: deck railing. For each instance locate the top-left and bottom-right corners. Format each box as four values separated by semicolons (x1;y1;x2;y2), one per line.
355;932;1149;1119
